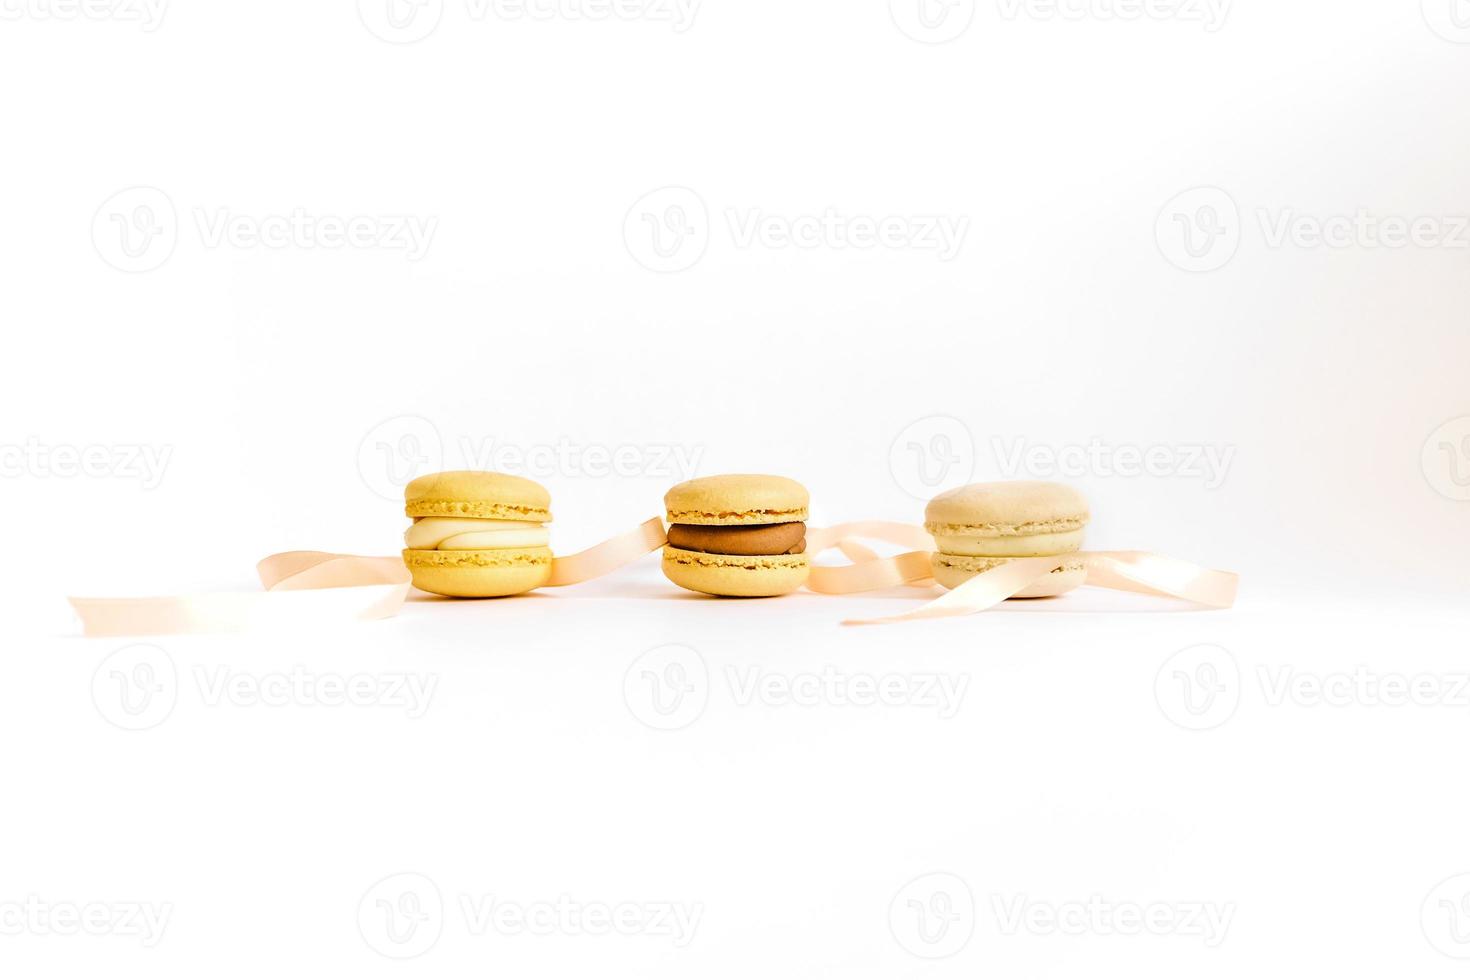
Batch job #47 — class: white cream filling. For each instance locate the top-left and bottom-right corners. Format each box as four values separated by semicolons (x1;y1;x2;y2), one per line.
405;517;548;551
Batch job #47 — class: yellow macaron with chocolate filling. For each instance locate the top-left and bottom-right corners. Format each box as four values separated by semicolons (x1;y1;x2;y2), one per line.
662;474;810;597
925;481;1090;597
401;471;553;597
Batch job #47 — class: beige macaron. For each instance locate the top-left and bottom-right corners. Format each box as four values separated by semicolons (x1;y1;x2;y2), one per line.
925;481;1090;597
662;474;810;597
401;471;553;597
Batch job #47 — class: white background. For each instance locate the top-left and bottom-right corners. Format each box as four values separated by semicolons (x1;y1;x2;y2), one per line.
3;0;1470;976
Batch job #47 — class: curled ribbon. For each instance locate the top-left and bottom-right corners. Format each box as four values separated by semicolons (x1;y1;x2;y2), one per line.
802;523;1238;626
68;518;668;638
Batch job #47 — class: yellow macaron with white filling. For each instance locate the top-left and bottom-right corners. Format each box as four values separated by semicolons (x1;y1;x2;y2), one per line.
401;471;553;597
925;481;1090;597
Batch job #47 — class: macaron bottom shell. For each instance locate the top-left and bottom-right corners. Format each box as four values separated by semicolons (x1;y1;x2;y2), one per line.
931;553;1087;598
662;546;809;598
403;547;553;598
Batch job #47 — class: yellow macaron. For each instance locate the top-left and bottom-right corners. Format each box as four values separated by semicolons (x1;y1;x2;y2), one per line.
925;481;1090;597
662;474;810;597
401;471;553;597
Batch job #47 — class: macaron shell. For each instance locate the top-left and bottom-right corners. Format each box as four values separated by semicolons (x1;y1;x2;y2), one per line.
931;553;1087;598
664;474;809;526
924;480;1089;530
930;527;1085;558
402;547;553;597
661;545;809;597
404;471;553;523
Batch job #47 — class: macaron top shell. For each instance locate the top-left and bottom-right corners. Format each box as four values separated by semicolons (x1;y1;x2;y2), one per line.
404;470;553;522
664;474;809;526
924;481;1089;536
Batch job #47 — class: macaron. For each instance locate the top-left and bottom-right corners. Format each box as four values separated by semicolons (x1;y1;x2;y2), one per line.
924;481;1090;597
662;474;810;597
401;471;553;597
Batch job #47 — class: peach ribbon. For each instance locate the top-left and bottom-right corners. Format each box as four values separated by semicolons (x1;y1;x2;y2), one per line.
802;523;1238;625
68;518;669;637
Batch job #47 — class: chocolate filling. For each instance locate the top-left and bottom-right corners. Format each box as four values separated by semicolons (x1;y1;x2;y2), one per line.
667;522;806;556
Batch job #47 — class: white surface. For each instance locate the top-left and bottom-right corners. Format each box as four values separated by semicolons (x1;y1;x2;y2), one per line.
4;0;1470;976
